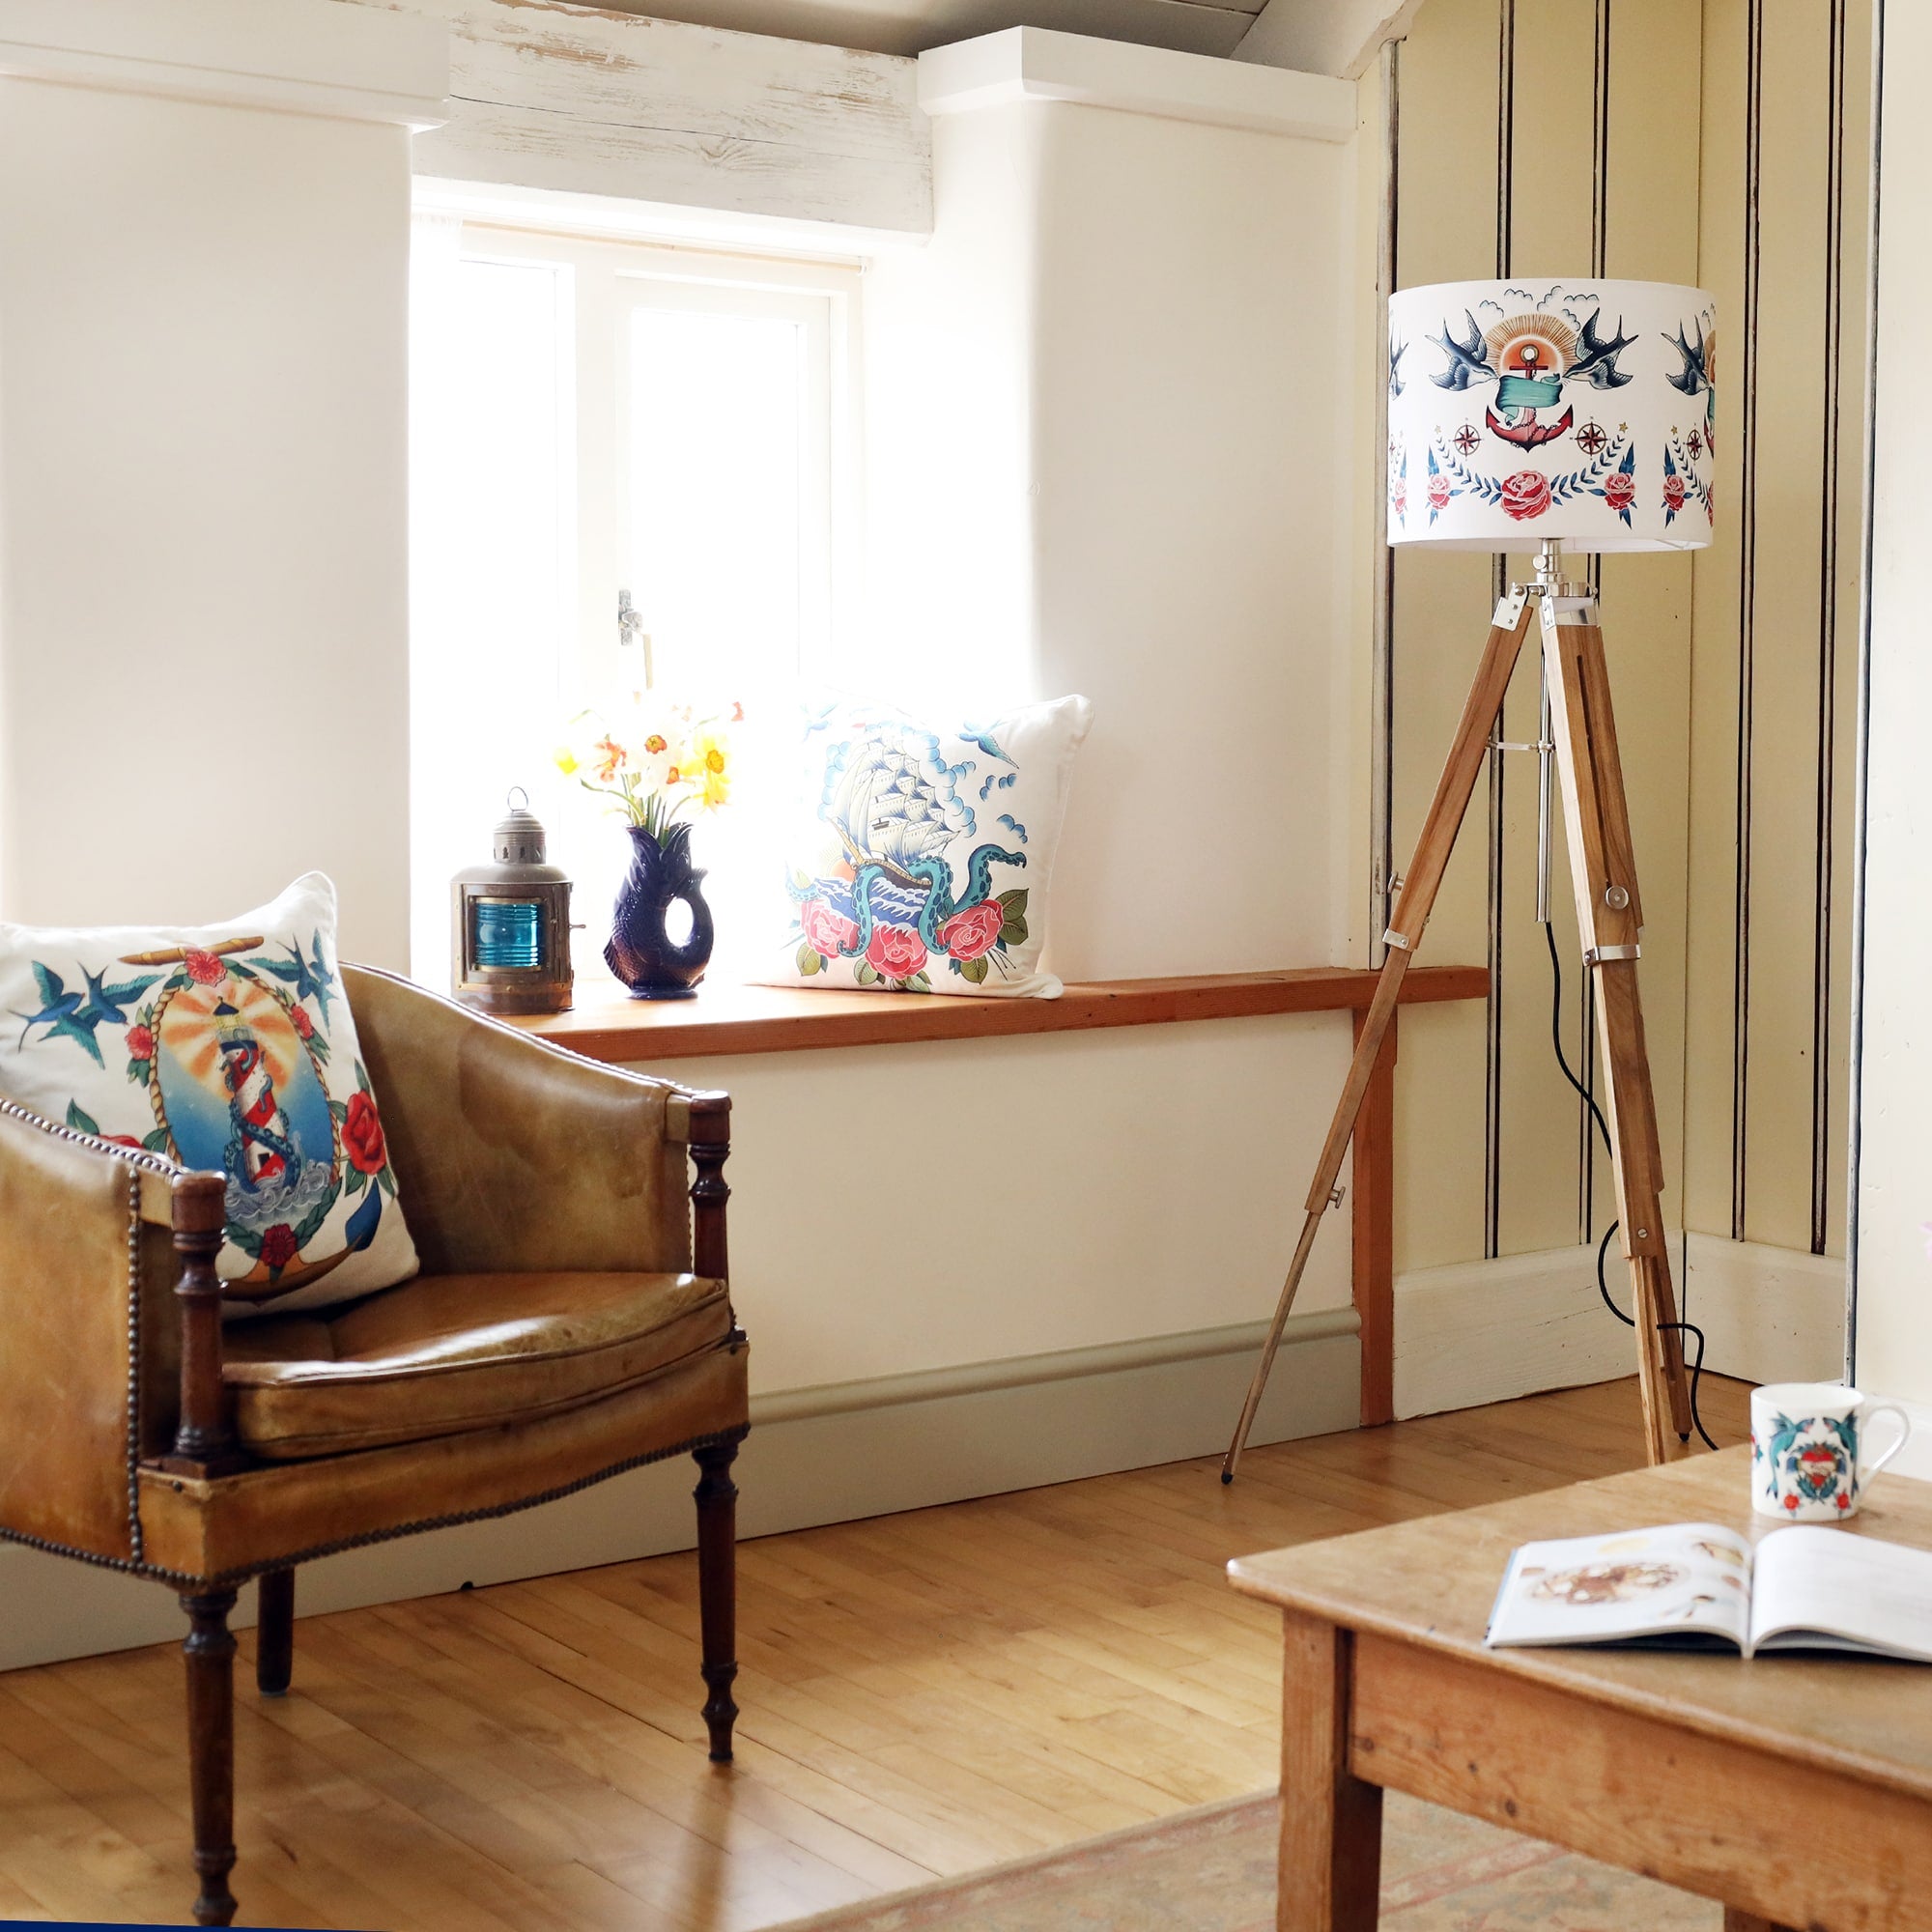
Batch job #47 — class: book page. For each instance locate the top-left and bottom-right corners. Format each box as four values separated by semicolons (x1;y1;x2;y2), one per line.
1488;1522;1751;1649
1749;1526;1932;1660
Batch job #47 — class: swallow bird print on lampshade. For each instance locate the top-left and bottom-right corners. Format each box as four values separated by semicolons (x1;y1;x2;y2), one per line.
1386;277;1717;553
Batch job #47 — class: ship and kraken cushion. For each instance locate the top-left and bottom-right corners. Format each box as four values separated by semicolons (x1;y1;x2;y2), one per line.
762;692;1094;999
0;871;418;1313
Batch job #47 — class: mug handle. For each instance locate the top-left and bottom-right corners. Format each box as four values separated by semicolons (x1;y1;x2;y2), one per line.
1861;1404;1913;1483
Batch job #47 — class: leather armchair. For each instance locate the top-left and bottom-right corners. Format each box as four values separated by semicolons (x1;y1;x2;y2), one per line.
0;963;749;1926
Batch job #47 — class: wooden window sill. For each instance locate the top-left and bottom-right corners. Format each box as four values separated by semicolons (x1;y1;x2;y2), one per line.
505;964;1487;1063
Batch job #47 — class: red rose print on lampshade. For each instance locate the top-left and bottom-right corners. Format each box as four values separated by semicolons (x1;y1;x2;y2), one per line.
1501;470;1552;522
1385;277;1716;554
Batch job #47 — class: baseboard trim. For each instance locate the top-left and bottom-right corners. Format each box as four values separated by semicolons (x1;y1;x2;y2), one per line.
1681;1234;1847;1384
1393;1243;1636;1418
1393;1235;1848;1420
753;1309;1360;1423
0;1307;1358;1672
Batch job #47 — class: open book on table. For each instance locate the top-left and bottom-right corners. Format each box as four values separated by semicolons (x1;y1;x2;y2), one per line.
1486;1521;1932;1660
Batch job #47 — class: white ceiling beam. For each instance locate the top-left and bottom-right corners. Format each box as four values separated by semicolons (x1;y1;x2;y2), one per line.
1230;0;1423;79
342;0;930;237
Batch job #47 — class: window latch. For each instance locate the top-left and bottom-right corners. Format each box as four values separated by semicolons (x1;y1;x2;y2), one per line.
617;588;653;687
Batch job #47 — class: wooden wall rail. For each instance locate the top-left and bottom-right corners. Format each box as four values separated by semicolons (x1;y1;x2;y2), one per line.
510;966;1490;1431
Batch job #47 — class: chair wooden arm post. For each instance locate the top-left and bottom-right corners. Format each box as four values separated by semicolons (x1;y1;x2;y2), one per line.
686;1093;731;1285
168;1172;242;1474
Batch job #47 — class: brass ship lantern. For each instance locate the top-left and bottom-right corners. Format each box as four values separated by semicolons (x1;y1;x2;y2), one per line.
451;789;574;1015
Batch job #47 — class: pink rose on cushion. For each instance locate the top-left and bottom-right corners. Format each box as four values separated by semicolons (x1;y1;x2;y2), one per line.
799;898;859;958
1391;479;1407;517
343;1091;387;1176
1501;470;1551;522
1603;469;1635;515
866;924;926;980
1427;471;1452;510
1663;471;1687;514
126;1024;156;1061
290;1005;315;1040
184;949;226;986
938;900;1004;962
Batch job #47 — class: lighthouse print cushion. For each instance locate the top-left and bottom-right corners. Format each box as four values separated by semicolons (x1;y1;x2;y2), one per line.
0;872;418;1314
763;692;1093;998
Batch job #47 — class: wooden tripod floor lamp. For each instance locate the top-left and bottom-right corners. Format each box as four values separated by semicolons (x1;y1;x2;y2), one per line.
1225;274;1719;1480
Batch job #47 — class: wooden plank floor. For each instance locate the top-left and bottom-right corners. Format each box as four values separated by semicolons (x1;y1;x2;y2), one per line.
0;1376;1749;1929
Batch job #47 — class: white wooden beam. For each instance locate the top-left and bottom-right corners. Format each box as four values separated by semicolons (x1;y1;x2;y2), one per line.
0;0;446;126
342;0;930;237
1231;0;1423;81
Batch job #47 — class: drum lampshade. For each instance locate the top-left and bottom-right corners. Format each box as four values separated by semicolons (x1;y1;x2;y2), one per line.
1386;277;1717;554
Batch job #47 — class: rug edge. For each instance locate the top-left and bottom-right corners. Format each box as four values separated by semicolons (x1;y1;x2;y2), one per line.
772;1787;1279;1930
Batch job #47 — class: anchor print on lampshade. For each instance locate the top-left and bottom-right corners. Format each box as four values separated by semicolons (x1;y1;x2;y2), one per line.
1386;278;1717;554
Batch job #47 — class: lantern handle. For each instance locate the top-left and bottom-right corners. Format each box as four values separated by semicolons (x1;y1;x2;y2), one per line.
506;785;530;811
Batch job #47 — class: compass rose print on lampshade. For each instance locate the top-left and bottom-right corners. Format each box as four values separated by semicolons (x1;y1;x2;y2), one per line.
1386;278;1717;553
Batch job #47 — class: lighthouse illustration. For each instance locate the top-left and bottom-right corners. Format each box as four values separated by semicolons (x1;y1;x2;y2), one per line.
213;997;303;1192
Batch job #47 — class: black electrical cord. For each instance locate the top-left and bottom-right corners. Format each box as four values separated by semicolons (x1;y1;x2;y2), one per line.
1542;920;1718;1452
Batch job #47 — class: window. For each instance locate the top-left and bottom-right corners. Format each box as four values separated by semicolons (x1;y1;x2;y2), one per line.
409;213;858;989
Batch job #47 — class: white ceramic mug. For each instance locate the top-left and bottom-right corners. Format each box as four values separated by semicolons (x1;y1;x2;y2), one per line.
1750;1382;1912;1521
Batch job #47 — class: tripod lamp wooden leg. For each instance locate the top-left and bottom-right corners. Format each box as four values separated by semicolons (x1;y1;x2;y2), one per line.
1221;594;1537;1482
1539;591;1692;1457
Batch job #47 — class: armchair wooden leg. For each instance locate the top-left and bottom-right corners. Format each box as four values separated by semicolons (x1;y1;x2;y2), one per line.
180;1587;240;1928
256;1568;295;1698
693;1437;741;1763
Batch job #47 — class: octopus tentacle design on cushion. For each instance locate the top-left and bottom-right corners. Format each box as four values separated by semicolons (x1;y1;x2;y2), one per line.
771;695;1090;999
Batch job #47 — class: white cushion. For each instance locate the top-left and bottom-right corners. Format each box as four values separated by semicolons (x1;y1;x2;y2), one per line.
761;693;1093;999
0;872;418;1313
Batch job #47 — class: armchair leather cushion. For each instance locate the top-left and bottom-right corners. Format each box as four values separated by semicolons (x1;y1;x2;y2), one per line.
222;1269;730;1460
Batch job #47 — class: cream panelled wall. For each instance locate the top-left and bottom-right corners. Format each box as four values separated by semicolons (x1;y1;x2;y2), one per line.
1685;0;1869;1259
1379;0;1869;1281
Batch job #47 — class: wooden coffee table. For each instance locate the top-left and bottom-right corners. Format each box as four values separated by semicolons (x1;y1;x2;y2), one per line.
1229;1446;1932;1932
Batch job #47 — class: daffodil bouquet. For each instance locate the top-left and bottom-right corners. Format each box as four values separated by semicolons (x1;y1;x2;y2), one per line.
555;696;739;846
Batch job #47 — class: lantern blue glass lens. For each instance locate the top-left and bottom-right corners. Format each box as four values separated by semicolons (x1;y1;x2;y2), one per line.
471;898;542;970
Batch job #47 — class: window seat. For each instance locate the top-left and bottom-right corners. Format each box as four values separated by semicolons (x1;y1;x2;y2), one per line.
506;964;1487;1064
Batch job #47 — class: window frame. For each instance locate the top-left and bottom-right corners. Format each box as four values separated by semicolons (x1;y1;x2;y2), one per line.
444;220;862;704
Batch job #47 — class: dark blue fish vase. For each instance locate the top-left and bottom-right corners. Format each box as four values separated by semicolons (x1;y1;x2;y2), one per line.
605;822;715;1000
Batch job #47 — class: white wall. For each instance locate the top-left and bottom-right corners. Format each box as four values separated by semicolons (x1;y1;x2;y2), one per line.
0;18;430;967
1029;97;1355;980
1851;0;1932;1402
0;15;1385;1669
656;1015;1355;1393
862;31;1360;980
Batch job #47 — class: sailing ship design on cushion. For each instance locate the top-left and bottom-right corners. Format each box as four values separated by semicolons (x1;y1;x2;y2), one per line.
763;694;1092;1000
